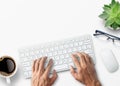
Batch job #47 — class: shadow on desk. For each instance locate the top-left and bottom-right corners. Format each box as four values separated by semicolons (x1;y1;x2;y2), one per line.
0;67;21;86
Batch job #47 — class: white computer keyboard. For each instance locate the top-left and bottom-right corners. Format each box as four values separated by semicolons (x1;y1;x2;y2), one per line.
19;34;96;79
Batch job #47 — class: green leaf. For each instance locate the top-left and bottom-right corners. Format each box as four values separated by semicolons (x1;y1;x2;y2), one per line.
112;0;115;4
115;17;120;25
118;3;120;12
103;5;111;10
118;13;120;18
104;4;111;8
112;2;119;13
103;6;111;13
111;22;119;29
99;13;109;20
105;18;114;27
110;0;116;7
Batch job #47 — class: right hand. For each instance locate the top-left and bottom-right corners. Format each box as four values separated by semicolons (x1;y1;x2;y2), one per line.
70;52;101;86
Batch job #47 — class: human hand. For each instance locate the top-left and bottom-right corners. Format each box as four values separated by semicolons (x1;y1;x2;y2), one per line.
32;57;58;86
70;52;101;86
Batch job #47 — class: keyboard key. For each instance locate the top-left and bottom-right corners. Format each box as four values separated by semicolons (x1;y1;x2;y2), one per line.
41;50;44;53
53;51;57;56
49;56;54;60
68;48;72;53
48;53;52;57
59;45;64;49
58;50;62;54
72;48;77;52
55;46;59;50
55;56;59;60
65;54;69;58
60;55;64;59
63;59;68;63
24;66;31;71
22;62;30;66
24;72;29;78
54;61;58;65
20;53;25;57
50;48;54;52
25;52;29;56
64;44;68;48
59;60;63;64
68;59;72;63
87;45;92;49
30;51;34;55
78;47;82;51
45;48;49;52
69;63;75;68
85;49;92;53
82;45;87;50
23;57;28;62
29;71;32;77
54;64;68;71
35;50;39;54
63;50;67;54
70;43;73;47
74;43;78;46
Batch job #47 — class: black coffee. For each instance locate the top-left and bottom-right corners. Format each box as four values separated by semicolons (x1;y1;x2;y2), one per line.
0;56;16;76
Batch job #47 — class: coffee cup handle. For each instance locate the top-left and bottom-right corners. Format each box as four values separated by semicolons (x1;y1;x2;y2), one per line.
6;77;11;84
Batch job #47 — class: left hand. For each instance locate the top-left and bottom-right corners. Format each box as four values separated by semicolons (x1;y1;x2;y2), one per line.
32;57;58;86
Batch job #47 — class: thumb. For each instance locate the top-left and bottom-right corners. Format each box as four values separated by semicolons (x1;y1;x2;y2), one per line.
50;70;58;85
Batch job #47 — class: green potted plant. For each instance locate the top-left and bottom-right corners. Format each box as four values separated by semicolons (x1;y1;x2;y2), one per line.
99;0;120;30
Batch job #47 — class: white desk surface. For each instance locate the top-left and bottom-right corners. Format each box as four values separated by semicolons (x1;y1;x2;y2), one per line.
0;0;120;86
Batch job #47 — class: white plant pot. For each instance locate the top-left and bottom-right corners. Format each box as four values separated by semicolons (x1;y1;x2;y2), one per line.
107;27;120;30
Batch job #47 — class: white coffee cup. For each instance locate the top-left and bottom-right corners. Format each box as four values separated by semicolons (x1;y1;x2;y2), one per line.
0;56;17;84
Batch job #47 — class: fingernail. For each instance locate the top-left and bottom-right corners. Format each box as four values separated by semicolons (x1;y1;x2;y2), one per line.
53;69;56;72
50;59;53;63
70;66;72;69
45;56;47;58
72;53;76;55
71;54;75;57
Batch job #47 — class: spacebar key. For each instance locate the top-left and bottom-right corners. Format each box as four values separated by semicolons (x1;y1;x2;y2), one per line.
54;64;68;71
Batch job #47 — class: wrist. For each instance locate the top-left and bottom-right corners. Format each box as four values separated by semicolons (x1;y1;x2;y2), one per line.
86;80;101;86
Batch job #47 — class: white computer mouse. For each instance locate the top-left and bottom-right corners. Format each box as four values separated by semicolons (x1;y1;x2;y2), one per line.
100;49;119;73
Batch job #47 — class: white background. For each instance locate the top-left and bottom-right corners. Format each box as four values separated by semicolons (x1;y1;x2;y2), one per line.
0;0;120;86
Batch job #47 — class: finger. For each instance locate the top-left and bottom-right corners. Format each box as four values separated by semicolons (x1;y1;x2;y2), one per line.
70;66;84;83
81;52;93;65
50;70;58;85
81;52;95;70
92;80;96;86
80;53;97;80
70;66;78;80
76;52;87;68
44;59;53;76
39;57;47;71
32;59;37;72
71;54;80;68
81;52;90;62
35;58;41;72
